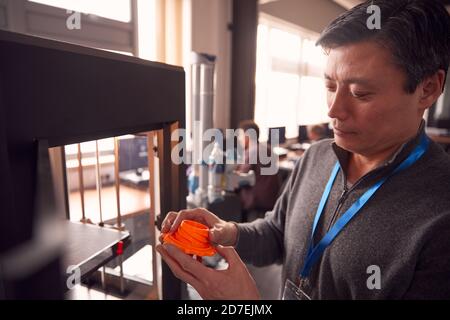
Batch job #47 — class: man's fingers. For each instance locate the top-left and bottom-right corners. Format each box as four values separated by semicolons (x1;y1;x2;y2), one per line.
161;209;212;243
214;245;240;267
209;227;222;245
163;208;222;236
170;208;210;233
161;211;178;234
156;244;203;289
164;244;211;276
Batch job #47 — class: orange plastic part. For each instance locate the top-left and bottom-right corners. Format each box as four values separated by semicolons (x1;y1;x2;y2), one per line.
162;220;217;257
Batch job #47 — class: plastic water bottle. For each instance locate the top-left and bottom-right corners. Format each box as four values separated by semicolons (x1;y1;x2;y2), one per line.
208;143;225;203
187;168;199;204
224;148;237;192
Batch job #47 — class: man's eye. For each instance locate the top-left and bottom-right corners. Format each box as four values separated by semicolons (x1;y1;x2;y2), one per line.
351;92;371;99
326;86;336;92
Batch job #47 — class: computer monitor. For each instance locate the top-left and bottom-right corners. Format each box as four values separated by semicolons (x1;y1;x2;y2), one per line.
119;136;148;172
298;125;308;143
268;126;286;145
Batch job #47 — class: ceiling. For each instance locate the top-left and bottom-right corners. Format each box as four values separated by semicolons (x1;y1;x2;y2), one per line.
332;0;450;12
259;0;450;18
332;0;362;9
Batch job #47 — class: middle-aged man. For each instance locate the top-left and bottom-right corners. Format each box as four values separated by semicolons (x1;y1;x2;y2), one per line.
157;0;450;299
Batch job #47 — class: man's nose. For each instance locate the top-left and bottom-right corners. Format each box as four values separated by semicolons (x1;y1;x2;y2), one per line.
327;89;350;121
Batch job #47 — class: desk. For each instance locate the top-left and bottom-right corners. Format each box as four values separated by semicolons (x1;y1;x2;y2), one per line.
64;222;130;284
278;150;303;173
429;134;450;145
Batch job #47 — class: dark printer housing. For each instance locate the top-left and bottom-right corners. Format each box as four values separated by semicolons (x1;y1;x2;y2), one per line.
0;30;185;299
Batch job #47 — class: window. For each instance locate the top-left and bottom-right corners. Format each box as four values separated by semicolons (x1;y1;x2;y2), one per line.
28;0;132;22
255;15;329;141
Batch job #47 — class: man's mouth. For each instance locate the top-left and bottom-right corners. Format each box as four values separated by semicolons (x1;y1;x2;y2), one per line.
333;127;356;136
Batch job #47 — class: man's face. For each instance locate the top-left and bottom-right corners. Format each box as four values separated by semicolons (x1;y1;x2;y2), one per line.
325;41;424;156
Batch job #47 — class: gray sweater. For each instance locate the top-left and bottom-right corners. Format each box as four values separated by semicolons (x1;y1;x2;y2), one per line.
236;127;450;299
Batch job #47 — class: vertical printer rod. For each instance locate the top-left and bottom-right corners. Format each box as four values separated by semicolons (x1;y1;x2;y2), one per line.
95;140;106;292
114;137;125;295
77;143;86;222
114;137;122;229
95;140;104;227
147;132;158;296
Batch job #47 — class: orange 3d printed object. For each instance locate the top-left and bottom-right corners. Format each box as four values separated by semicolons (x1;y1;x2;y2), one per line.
162;220;217;257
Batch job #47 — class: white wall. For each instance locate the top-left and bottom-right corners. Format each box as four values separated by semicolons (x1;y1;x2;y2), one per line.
188;0;343;131
1;0;137;54
259;0;345;34
191;0;232;130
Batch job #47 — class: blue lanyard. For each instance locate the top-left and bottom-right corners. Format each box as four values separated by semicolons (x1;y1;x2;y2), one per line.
300;133;430;278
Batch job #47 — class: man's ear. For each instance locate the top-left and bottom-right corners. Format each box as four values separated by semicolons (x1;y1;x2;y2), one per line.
419;70;446;110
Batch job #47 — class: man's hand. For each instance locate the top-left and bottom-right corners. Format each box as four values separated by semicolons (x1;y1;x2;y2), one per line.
159;208;238;247
156;243;260;300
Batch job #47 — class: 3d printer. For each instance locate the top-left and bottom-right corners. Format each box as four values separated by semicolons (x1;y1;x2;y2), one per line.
0;30;186;299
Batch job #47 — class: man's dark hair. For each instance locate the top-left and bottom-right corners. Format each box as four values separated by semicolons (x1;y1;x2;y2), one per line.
238;120;260;140
316;0;450;93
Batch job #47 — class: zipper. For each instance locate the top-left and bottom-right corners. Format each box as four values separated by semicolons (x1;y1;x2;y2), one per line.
326;185;348;232
325;168;376;232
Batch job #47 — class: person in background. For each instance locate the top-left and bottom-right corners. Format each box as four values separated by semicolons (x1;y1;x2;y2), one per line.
307;124;327;142
235;120;280;221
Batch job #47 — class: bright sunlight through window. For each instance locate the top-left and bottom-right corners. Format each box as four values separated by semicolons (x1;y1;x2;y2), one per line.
29;0;131;22
255;16;329;141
